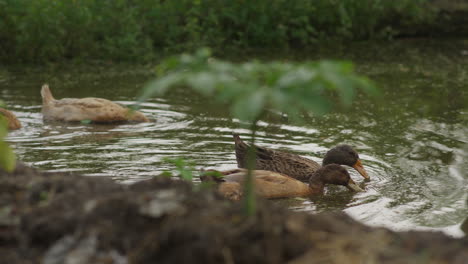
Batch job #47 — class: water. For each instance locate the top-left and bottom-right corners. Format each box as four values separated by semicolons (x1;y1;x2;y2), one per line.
2;41;467;237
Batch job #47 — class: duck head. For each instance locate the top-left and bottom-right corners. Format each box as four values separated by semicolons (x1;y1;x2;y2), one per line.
127;109;150;122
322;144;369;180
309;164;363;193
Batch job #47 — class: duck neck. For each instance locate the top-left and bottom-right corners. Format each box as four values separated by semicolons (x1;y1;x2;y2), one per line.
308;179;325;195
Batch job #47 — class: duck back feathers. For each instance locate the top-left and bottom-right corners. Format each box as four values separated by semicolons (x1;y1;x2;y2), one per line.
40;84;149;123
201;169;311;199
233;134;321;181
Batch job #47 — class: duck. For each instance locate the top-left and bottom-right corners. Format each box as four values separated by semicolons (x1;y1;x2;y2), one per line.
0;107;21;130
200;164;363;200
40;84;149;123
233;134;369;181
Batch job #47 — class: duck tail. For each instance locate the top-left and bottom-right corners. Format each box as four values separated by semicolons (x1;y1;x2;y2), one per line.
233;133;251;168
233;133;249;148
233;133;241;143
41;84;55;105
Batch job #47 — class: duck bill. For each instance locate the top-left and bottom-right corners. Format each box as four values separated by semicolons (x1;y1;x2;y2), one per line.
346;179;364;192
352;159;370;180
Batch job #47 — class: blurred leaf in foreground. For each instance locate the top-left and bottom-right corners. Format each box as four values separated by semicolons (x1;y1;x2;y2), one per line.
140;48;377;123
0;100;16;172
140;48;378;215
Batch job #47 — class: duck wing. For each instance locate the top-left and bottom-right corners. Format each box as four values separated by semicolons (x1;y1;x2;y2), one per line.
254;172;310;198
218;169;310;198
223;170;310;198
234;134;272;161
54;97;108;108
233;134;320;181
210;169;310;199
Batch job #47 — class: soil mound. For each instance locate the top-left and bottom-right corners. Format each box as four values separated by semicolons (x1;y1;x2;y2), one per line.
1;163;467;264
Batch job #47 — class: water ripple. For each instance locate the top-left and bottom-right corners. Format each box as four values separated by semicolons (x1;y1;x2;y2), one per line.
2;66;467;238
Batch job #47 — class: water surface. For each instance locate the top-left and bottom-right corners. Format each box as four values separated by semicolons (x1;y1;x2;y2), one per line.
2;40;467;237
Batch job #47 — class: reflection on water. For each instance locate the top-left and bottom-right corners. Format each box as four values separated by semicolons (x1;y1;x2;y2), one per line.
2;42;468;237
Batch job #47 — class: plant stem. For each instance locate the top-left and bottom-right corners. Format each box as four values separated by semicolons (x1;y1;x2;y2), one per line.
243;121;258;216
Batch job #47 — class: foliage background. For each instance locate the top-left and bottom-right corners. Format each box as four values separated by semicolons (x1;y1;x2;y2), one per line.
0;0;436;64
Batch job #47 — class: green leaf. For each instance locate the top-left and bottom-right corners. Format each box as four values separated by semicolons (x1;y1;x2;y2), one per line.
140;74;184;102
157;56;181;75
0;142;16;172
200;170;223;179
0;119;7;138
179;169;193;181
231;88;266;122
298;93;331;115
336;80;355;106
163;157;195;181
355;77;379;96
190;71;216;95
140;48;378;127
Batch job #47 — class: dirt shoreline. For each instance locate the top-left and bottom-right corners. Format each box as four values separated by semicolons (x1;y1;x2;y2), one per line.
1;162;467;264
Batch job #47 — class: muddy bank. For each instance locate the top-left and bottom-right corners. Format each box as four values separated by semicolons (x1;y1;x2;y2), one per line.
1;163;467;264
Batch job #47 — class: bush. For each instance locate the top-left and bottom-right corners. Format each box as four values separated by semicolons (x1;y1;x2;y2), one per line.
0;0;435;63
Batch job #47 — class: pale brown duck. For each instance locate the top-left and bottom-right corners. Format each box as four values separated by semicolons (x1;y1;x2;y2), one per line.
41;84;149;123
200;164;363;201
233;134;369;181
0;108;21;130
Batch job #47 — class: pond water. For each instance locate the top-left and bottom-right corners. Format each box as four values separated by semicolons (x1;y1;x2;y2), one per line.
2;40;467;237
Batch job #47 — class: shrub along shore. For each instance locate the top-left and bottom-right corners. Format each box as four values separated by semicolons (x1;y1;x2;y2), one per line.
1;0;466;64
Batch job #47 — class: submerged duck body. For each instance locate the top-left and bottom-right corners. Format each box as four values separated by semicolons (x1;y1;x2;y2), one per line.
233;134;369;181
201;165;363;200
0;108;21;130
41;84;149;123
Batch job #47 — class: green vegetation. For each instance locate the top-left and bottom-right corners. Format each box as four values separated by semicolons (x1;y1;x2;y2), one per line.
140;49;376;215
161;157;224;190
0;0;435;64
162;157;197;182
0;102;16;172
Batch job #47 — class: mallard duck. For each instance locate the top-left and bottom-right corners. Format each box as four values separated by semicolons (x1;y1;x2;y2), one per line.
41;84;149;123
234;134;369;181
201;164;363;200
0;108;21;130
